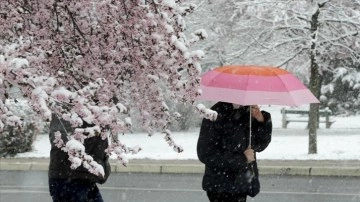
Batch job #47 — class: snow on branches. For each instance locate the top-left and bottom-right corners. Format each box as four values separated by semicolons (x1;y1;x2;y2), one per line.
0;0;207;173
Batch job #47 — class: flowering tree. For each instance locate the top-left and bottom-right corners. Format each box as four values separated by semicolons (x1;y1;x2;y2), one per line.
0;0;215;175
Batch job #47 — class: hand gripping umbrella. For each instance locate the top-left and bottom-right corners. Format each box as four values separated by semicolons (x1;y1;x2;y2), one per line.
198;65;320;146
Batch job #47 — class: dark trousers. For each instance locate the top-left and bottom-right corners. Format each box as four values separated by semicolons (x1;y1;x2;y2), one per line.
207;192;247;202
49;178;104;202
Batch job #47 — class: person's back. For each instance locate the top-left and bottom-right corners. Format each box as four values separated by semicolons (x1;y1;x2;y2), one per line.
48;114;110;202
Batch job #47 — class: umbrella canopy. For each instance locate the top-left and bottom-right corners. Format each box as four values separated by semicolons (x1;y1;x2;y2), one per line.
198;65;319;106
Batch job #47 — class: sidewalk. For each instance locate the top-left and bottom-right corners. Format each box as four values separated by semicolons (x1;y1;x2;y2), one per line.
1;158;359;177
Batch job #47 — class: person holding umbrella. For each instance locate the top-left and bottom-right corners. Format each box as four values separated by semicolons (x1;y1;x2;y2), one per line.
197;65;319;201
197;102;272;202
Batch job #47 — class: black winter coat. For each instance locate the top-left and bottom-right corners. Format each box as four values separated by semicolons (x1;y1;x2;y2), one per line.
48;114;111;184
197;102;272;193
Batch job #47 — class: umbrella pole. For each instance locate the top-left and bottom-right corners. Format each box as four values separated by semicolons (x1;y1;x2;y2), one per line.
249;106;252;148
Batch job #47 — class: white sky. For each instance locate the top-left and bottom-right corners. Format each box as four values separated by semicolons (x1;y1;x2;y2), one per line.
16;105;360;161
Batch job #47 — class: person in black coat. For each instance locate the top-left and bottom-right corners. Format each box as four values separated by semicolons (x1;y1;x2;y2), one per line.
197;102;272;202
48;113;111;202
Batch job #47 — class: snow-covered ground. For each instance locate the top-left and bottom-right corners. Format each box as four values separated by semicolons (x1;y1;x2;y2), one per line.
16;105;360;160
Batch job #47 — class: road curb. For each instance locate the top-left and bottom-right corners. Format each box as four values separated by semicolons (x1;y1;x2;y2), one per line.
310;167;360;176
116;164;161;173
1;162;359;177
0;162;32;171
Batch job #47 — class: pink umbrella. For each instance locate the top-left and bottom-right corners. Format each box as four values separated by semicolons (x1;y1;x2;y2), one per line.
198;65;319;106
198;65;320;145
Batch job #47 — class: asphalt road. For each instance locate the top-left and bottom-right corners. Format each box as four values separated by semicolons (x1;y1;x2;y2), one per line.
1;171;360;202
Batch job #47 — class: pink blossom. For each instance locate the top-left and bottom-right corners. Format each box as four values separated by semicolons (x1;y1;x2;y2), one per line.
1;0;206;173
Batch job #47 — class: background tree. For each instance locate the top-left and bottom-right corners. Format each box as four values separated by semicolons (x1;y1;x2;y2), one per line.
0;0;217;175
185;0;245;69
223;0;360;154
185;0;360;153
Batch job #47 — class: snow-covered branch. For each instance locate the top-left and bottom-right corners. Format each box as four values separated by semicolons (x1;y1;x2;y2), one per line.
1;0;207;173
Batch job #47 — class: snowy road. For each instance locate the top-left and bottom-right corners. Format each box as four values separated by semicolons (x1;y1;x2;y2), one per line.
1;171;360;202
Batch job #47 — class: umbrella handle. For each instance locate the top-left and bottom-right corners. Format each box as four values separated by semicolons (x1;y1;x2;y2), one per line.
249;106;252;148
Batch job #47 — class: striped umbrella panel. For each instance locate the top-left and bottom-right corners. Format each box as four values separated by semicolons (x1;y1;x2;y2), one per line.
199;66;320;106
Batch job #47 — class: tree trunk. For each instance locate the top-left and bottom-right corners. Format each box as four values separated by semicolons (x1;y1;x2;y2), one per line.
308;2;325;154
308;46;322;154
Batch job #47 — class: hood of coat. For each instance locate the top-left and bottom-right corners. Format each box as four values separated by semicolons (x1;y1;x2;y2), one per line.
211;102;251;123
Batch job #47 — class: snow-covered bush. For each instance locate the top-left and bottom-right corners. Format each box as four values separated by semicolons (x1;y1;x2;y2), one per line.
0;99;41;157
321;66;360;115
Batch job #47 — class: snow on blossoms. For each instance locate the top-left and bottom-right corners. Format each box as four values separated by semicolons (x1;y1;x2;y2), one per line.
0;0;209;174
